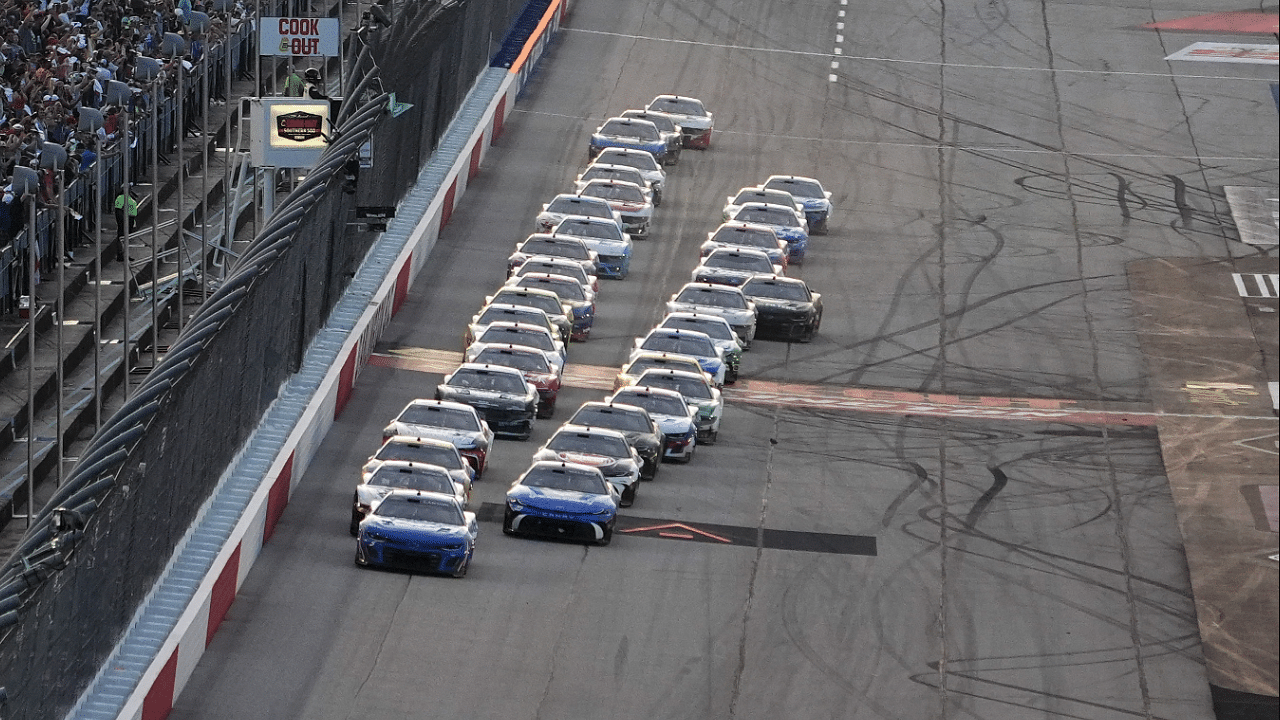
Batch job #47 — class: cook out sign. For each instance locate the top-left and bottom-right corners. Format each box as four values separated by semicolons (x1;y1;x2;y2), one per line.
260;17;341;57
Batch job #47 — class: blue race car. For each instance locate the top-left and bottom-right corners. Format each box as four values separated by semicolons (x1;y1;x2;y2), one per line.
355;491;478;577
504;461;618;545
588;117;672;164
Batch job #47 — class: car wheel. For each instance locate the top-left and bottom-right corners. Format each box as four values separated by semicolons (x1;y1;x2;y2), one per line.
452;553;470;579
354;548;366;566
680;444;696;464
597;525;613;546
705;429;718;446
653;192;663;207
502;510;516;536
519;422;534;441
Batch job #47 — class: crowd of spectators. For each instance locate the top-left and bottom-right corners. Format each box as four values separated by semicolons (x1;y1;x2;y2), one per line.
0;0;255;249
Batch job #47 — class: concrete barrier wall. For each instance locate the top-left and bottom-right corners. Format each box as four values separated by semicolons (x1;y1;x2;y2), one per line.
104;2;571;718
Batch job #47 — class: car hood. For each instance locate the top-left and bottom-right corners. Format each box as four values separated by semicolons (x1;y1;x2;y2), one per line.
438;387;531;406
665;302;753;323
578;237;632;256
362;516;469;542
750;297;814;313
509;485;616;514
649;414;695;434
390;424;483;448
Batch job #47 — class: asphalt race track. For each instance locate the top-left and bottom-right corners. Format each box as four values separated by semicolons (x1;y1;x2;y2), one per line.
169;1;1276;718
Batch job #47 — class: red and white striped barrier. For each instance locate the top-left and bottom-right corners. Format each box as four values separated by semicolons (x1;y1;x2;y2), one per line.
112;5;572;717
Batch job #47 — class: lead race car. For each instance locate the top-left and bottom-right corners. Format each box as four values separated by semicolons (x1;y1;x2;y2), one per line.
646;94;713;149
762;175;833;235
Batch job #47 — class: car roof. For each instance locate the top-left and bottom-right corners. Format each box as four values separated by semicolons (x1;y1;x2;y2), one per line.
451;361;527;377
552;423;630;442
402;398;479;414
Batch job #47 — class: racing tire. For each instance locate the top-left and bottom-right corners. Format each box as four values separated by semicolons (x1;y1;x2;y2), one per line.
597;525;613;546
517;422;534;441
452;554;470;579
502;510;516;536
620;484;636;508
679;444;696;464
704;429;718;446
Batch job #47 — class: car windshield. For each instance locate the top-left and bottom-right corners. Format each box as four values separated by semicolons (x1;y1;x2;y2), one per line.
598;150;659;173
473;348;551;373
521;238;590;260
447;369;526;393
639;374;713;400
675;287;747;309
733;189;794;207
642;335;714;356
518;276;586;302
522;467;608;494
623;111;676;133
650;97;706;116
618;393;687;417
398;405;480;431
555;220;624;241
627;358;700;378
710;226;778;249
662;318;733;341
368;466;455;494
373;496;464;524
518;262;587;284
572;407;651;433
735;206;800;227
705;253;772;272
764;177;824;199
547;197;611;219
494;291;563;317
547;432;630;458
374;442;463;470
600;120;659;141
582;166;644;186
583;183;645;203
478;306;542;326
744;280;811;301
479;327;556;351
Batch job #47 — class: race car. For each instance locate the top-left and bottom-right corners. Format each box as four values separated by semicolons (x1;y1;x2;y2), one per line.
666;282;757;350
382;400;494;478
657;312;742;383
535;193;623;234
630;327;726;386
505;273;596;341
470;344;563;419
608;386;698;464
762;175;833;234
701;222;789;269
530;425;642;507
740;275;823;343
552;218;633;280
615;351;710;391
362;435;475;496
435;363;539;440
351;461;467;535
578;178;653;239
588;117;672;164
464;303;559;348
465;320;566;373
504;461;618;545
691;247;782;287
592;147;666;206
646;95;713;149
727;202;809;264
355;490;478;577
723;186;806;223
632;368;723;445
507;234;599;277
512;255;599;294
568;401;664;481
618;109;682;165
486;286;573;345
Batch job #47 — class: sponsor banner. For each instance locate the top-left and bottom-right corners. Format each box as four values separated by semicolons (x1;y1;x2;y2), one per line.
260;17;341;56
1165;42;1279;64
